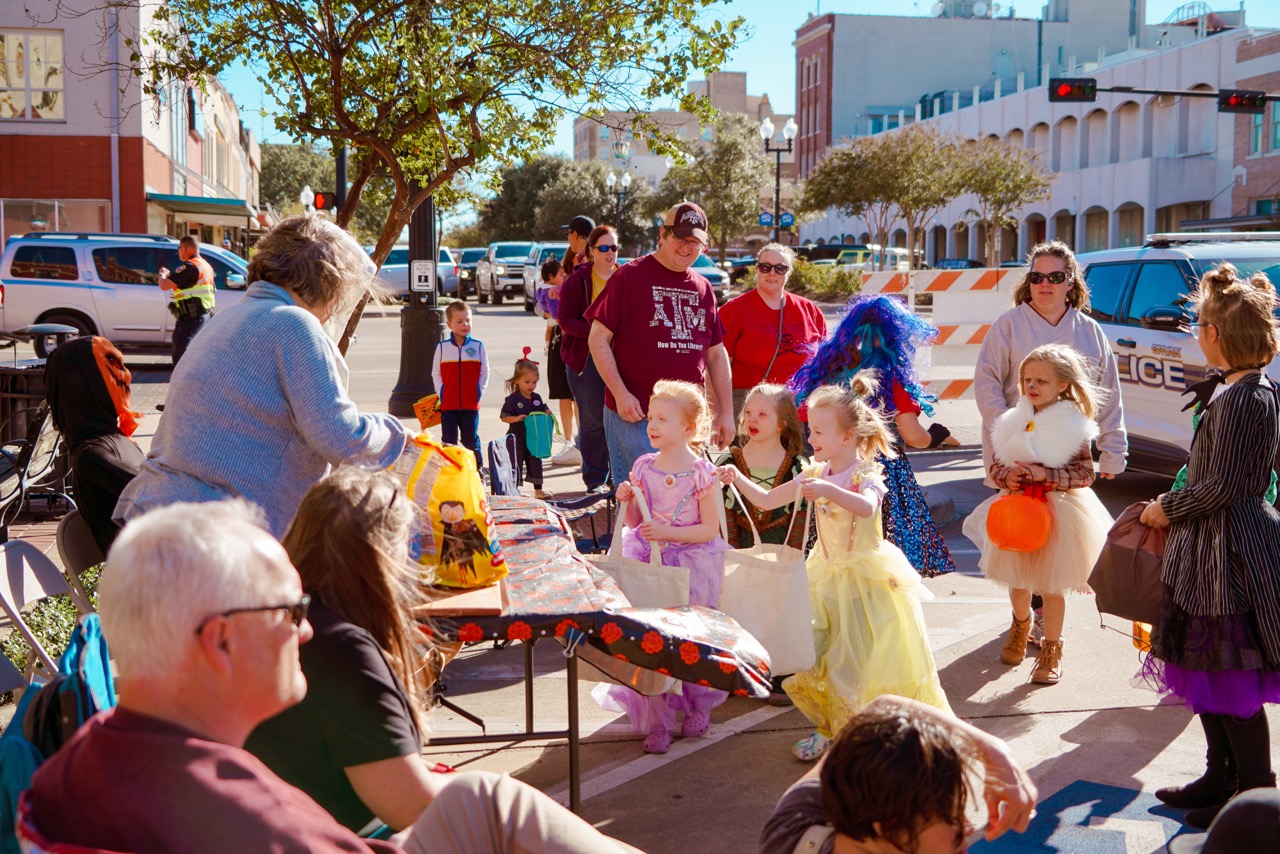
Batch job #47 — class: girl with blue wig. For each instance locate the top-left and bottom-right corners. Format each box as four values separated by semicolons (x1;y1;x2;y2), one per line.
789;294;958;577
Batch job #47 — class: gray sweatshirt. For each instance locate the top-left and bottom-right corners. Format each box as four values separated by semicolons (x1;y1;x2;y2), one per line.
973;302;1127;476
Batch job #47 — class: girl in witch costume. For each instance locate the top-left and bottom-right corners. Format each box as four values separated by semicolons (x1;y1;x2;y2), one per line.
789;294;957;577
963;344;1113;686
1139;264;1280;829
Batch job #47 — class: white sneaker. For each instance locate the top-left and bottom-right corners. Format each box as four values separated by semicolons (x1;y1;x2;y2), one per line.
551;442;582;466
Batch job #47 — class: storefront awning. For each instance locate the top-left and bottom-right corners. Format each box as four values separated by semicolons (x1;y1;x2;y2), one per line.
146;193;256;227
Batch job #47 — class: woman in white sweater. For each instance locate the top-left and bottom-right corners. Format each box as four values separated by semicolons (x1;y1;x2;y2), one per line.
974;240;1127;478
972;241;1127;646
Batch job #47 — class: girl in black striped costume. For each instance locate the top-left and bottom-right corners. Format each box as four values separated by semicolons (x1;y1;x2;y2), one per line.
1140;263;1280;829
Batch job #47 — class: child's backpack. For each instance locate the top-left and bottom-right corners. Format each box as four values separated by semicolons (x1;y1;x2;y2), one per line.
0;615;116;852
524;412;558;460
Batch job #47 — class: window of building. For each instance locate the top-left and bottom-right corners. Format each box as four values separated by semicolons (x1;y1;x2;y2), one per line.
1257;199;1275;216
1272;103;1280;152
598;125;610;140
677;127;687;138
10;244;77;280
701;127;713;141
0;30;64;121
0;198;110;244
1251;113;1264;156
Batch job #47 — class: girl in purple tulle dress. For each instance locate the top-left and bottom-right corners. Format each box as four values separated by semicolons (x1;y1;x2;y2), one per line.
595;379;728;754
1139;263;1280;829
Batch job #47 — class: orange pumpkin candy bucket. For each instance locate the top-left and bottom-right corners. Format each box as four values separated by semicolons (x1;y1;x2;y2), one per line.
985;483;1051;553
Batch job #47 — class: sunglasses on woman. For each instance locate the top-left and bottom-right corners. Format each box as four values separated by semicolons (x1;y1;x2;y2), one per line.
1028;271;1068;285
757;263;790;275
594;244;618;253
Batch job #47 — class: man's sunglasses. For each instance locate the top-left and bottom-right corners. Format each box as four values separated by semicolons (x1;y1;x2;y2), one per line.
593;244;619;253
195;594;311;635
757;263;790;275
1028;271;1068;285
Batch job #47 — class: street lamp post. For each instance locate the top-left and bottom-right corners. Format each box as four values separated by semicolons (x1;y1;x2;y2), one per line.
605;170;632;231
759;117;798;243
388;187;443;417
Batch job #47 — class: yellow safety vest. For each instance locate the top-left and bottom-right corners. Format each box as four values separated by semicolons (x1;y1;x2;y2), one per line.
173;255;216;310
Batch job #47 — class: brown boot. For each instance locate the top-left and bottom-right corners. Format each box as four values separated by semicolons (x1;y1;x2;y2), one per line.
1000;614;1032;665
1031;639;1064;684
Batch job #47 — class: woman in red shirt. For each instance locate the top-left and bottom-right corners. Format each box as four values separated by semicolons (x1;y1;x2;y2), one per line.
719;244;828;419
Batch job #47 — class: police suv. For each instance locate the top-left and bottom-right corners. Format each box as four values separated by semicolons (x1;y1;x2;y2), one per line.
1080;232;1280;476
0;232;248;356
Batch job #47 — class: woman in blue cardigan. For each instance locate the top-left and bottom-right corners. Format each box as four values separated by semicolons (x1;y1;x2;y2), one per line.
116;216;411;537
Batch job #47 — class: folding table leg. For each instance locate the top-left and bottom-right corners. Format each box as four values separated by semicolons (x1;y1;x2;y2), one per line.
567;651;581;813
524;640;535;733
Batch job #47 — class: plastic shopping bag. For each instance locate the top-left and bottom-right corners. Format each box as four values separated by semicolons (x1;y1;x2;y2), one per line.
395;435;507;588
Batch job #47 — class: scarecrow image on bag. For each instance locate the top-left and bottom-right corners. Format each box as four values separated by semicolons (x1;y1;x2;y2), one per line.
440;500;493;581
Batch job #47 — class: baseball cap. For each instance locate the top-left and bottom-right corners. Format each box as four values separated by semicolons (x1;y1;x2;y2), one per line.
663;201;708;244
562;215;596;237
1168;789;1280;854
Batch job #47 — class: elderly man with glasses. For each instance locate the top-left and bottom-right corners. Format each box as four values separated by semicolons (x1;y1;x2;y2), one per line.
23;500;642;854
586;201;735;481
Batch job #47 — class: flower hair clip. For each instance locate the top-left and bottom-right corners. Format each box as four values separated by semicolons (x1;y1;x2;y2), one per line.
520;346;540;365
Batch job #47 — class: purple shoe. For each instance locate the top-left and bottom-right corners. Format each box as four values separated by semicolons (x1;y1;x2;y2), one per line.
681;711;711;738
643;727;672;754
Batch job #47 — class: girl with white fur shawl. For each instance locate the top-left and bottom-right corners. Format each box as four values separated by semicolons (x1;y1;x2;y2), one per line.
963;344;1114;684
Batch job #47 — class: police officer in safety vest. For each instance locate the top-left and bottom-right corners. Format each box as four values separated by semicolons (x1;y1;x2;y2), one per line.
159;235;216;366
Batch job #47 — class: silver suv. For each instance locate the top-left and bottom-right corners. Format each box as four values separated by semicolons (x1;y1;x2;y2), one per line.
521;242;569;313
0;232;248;356
1079;232;1280;476
475;241;534;306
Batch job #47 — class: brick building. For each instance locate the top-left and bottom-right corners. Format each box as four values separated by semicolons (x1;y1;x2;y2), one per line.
1219;30;1280;229
0;2;262;247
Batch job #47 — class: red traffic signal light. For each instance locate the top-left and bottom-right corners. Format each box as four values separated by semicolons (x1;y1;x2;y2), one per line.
1217;89;1266;115
1048;77;1097;103
312;191;337;210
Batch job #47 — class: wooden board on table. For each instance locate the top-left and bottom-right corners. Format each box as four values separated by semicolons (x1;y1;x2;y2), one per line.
416;579;506;616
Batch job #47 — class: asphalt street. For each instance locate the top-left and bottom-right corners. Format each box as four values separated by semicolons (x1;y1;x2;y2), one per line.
58;298;1280;853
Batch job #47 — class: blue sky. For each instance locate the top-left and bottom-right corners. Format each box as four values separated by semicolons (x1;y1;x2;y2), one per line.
226;0;1280;155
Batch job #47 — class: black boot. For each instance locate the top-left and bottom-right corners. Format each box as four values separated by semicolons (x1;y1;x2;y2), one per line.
1185;711;1276;829
1157;714;1236;809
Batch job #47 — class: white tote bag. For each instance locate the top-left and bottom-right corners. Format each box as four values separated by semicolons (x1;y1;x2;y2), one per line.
588;490;690;608
716;482;816;675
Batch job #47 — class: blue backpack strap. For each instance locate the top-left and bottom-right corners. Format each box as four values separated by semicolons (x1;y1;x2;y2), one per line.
58;615;116;725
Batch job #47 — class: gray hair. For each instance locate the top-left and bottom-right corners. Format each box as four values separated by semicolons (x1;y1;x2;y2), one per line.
100;500;290;679
246;215;387;320
757;242;796;266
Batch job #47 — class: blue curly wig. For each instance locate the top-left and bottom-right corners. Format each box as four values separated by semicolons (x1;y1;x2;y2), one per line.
789;293;938;416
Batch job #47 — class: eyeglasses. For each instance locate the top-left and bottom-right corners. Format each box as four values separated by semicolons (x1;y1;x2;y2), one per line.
195;594;311;636
667;234;705;250
1190;322;1213;340
593;244;618;253
757;263;790;275
1028;271;1068;285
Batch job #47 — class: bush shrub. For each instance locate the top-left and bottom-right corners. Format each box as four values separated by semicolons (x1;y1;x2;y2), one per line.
1;564;102;693
784;262;861;303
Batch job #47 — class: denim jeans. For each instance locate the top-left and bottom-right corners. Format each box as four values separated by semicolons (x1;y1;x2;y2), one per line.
172;312;210;366
604;407;655;485
441;409;482;468
564;356;610;489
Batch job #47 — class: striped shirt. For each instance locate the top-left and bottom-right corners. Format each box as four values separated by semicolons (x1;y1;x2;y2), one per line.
1159;373;1280;665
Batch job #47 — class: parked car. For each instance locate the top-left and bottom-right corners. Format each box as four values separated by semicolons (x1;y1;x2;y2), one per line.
521;242;570;313
934;258;986;270
0;232;249;357
999;259;1029;268
454;247;487;299
691;254;729;305
364;244;458;300
1079;232;1280;476
796;243;867;263
476;242;535;305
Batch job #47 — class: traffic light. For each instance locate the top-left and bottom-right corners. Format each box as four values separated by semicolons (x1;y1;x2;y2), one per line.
1217;89;1267;115
312;190;337;210
1048;78;1097;103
